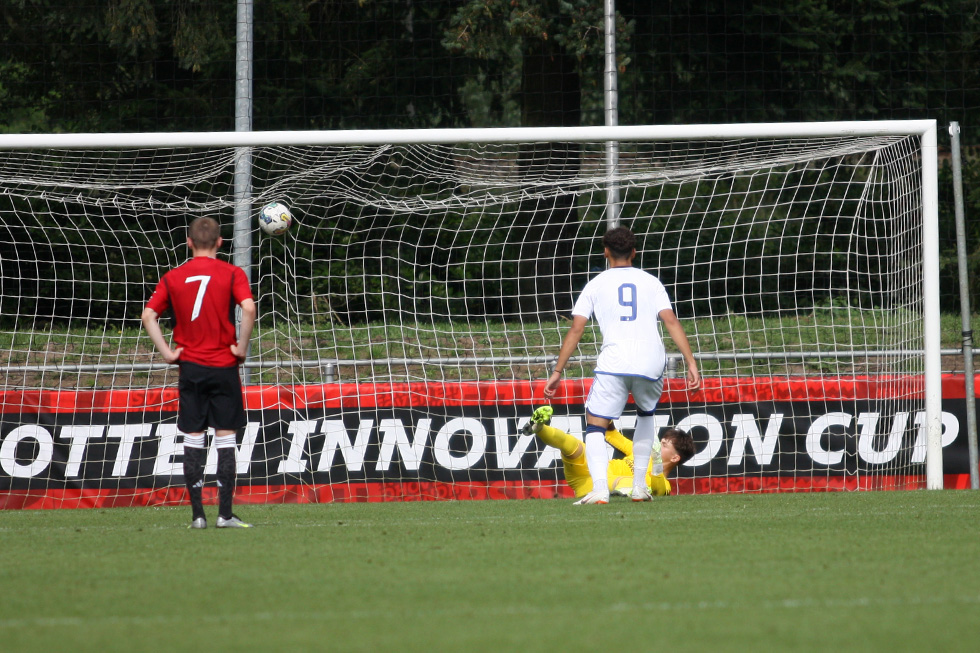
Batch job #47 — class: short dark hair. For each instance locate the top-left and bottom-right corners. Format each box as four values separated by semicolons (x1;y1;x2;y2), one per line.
662;428;696;464
602;226;636;259
188;217;221;250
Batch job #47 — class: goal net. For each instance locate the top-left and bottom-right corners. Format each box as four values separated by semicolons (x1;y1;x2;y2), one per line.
0;121;943;508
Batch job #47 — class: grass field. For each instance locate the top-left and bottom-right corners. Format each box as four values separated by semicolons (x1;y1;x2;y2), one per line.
1;491;978;652
2;311;976;389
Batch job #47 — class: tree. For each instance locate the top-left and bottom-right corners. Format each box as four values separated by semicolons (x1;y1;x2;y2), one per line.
615;0;980;125
0;0;236;133
444;1;632;317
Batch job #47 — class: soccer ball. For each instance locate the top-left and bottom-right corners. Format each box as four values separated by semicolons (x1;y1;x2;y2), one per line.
258;201;293;236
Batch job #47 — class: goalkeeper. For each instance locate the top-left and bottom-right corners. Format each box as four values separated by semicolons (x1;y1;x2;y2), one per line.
523;406;695;498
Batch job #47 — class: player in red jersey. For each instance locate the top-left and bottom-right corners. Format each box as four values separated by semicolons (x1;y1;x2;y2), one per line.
142;217;257;529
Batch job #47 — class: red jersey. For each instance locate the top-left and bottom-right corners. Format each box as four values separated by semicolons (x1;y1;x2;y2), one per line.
145;256;253;368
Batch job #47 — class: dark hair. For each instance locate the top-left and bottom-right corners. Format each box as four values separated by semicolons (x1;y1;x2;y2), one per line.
662;428;696;464
188;217;221;250
602;226;636;259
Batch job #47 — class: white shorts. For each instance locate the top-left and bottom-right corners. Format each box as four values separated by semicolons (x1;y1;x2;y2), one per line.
585;373;665;420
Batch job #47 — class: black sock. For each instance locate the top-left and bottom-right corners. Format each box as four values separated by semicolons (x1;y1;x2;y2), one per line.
217;447;237;520
183;446;207;521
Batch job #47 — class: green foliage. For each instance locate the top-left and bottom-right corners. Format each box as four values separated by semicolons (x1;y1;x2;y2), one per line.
2;1;980;321
2;1;978;131
0;190;180;329
444;0;633;126
444;0;630;63
617;0;979;126
0;0;237;132
938;151;980;312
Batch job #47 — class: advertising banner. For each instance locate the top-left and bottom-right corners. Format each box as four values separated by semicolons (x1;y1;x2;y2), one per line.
1;375;976;508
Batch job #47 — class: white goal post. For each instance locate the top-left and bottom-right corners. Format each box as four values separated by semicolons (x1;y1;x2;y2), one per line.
0;120;943;508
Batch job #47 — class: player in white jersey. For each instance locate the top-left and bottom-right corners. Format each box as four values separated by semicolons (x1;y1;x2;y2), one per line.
543;226;701;505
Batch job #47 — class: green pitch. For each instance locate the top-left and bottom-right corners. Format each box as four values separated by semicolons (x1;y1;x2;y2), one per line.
1;491;977;652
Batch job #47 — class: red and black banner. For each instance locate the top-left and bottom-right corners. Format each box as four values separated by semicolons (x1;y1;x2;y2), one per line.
1;375;977;508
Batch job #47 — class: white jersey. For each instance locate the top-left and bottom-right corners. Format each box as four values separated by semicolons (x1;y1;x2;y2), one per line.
572;266;672;380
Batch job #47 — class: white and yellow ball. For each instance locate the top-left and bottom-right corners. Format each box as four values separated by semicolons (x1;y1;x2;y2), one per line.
258;201;293;236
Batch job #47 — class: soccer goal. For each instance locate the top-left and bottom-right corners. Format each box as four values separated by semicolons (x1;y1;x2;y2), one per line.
0;120;943;508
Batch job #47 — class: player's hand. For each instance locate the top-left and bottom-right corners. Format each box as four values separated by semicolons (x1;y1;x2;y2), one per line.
162;347;183;364
543;371;561;398
686;364;701;392
230;343;247;364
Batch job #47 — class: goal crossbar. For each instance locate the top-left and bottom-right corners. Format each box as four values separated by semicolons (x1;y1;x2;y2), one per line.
0;120;938;149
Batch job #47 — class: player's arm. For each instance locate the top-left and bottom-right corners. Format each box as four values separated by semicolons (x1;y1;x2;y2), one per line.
543;314;587;398
659;308;701;392
231;297;257;363
141;306;182;364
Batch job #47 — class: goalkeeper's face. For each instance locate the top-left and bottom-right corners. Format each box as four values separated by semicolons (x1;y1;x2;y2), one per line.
660;437;681;465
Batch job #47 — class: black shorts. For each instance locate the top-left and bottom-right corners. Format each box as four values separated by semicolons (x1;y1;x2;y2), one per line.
177;361;247;433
